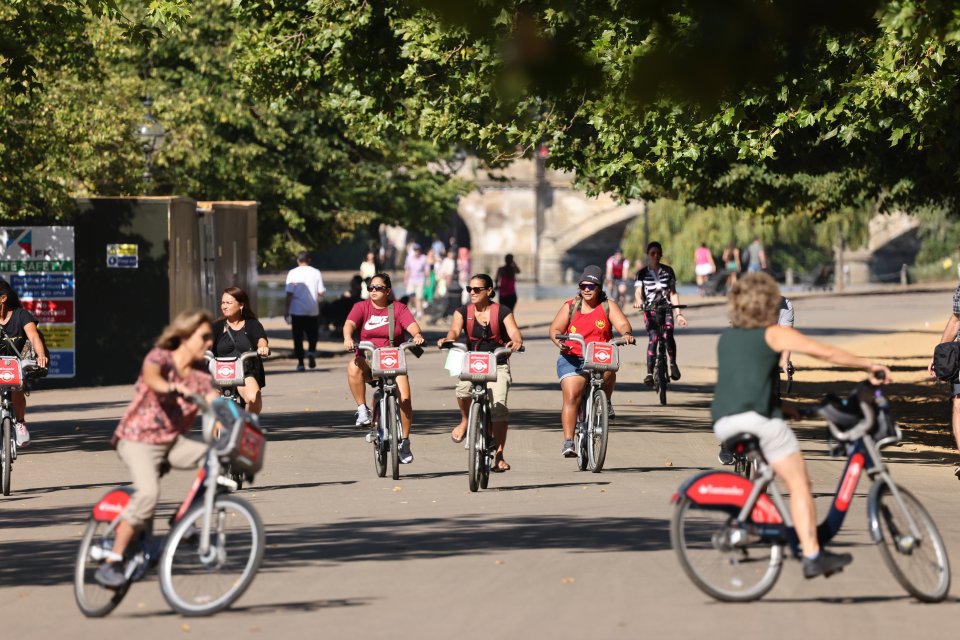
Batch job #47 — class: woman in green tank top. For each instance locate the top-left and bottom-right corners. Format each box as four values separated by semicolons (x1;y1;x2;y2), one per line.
712;273;890;579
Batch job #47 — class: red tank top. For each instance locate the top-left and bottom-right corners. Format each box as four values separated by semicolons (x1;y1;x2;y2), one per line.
565;298;612;357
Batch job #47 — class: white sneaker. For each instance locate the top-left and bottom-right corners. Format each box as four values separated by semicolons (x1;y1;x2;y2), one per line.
14;421;29;447
355;405;371;426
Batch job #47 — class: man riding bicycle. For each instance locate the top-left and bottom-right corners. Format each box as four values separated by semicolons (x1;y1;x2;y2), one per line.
605;248;630;306
633;242;687;387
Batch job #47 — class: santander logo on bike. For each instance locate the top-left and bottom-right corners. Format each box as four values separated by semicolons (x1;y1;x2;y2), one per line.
0;360;20;385
696;483;745;497
591;345;613;364
378;349;400;369
216;362;238;380
468;354;491;374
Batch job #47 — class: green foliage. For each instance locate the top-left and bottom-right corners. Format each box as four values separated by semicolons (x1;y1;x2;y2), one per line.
236;0;960;217
621;200;872;282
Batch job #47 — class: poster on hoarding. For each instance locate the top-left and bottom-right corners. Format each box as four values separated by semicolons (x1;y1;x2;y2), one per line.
0;227;76;378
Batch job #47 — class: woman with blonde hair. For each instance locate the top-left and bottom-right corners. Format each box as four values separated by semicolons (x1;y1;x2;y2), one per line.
94;309;218;588
712;272;890;579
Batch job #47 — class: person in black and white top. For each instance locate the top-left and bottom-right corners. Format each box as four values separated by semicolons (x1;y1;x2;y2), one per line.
633;242;688;387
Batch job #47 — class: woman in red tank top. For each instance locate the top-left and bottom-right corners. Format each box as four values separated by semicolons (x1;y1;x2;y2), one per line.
548;265;635;458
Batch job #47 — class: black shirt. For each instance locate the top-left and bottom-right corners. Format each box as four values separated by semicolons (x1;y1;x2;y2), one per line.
0;307;39;357
211;317;268;387
456;303;512;355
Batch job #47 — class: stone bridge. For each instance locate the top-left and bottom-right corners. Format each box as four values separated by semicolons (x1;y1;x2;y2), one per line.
453;158;921;286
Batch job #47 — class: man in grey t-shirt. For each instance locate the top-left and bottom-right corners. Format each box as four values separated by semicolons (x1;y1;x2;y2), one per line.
746;238;767;273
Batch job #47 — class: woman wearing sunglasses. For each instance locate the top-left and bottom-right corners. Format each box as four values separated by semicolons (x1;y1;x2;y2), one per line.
439;274;523;472
95;310;219;587
549;265;635;457
343;273;426;464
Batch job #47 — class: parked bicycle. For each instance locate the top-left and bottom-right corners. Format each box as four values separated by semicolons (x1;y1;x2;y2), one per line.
440;341;523;491
356;340;423;480
205;350;261;489
554;333;629;473
642;302;686;405
0;352;44;496
671;378;950;602
74;394;267;617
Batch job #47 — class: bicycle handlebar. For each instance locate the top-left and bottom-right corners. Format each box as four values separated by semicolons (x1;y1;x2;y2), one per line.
801;376;887;442
204;350;260;365
439;341;525;359
555;333;632;349
640;303;688;312
357;340;424;359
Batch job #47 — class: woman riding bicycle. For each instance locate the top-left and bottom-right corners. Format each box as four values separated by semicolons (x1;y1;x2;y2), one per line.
633;241;688;387
343;273;425;464
0;278;49;446
549;265;634;458
440;274;523;472
95;310;218;588
211;287;270;414
713;272;890;578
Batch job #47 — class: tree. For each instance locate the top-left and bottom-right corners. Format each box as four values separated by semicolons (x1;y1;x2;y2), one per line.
236;0;960;217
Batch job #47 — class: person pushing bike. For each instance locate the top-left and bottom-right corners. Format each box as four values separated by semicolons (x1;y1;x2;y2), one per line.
712;272;890;578
440;273;523;472
634;242;687;387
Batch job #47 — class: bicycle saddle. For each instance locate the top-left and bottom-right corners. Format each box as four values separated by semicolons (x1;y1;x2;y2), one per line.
721;432;762;454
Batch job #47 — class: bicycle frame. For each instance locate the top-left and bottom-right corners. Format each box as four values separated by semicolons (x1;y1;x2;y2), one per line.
676;402;923;559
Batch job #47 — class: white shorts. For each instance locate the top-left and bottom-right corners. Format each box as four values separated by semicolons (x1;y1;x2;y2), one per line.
695;264;715;277
713;411;799;464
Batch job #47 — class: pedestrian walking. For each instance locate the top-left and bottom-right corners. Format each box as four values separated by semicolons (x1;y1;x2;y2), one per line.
928;283;960;478
746;237;767;273
285;251;325;371
359;251;377;299
404;244;429;318
722;242;741;288
694;242;716;296
495;254;521;311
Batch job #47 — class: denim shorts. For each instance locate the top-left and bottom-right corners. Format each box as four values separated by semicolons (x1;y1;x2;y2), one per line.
556;353;586;381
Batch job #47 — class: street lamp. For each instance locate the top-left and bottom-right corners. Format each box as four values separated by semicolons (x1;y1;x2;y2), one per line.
446;146;468;310
136;95;166;193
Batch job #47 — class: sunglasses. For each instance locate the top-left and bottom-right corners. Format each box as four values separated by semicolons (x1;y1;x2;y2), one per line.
368;285;389;292
466;286;489;294
579;283;599;291
201;332;213;342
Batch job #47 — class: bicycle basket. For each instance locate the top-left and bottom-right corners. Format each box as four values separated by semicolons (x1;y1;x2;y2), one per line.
370;347;407;377
459;352;498;383
583;342;619;372
209;357;244;387
212;401;266;474
0;358;23;387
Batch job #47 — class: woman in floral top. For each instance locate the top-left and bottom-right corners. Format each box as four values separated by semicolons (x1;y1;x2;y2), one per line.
95;310;218;588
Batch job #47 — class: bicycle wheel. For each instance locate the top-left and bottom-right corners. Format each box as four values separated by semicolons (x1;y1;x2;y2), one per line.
387;396;400;480
874;484;951;602
588;389;609;473
1;417;11;496
159;495;265;616
372;403;387;478
671;496;784;602
467;401;482;492
74;519;131;617
479;404;491;490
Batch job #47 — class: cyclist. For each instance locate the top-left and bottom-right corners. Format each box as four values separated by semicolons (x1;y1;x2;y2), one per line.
94;310;218;588
211;287;270;414
343;273;425;463
549;265;635;457
713;272;889;578
719;294;795;465
633;241;687;387
604;248;630;306
440;274;523;471
0;278;48;446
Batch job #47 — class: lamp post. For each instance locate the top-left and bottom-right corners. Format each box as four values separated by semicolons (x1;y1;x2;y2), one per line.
445;147;468;311
136;95;166;194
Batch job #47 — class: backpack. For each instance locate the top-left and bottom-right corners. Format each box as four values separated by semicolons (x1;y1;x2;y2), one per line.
932;341;960;382
566;297;610;330
465;303;502;349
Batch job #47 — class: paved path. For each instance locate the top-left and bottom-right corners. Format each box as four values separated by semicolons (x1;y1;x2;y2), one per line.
2;291;959;639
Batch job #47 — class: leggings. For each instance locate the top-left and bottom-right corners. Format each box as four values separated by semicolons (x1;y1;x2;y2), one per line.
644;311;676;372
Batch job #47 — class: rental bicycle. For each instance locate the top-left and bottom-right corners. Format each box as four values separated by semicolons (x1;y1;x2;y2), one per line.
439;341;523;492
74;395;267;617
357;340;423;480
205;350;261;489
555;333;630;473
671;378;950;602
0;351;44;496
642;302;686;405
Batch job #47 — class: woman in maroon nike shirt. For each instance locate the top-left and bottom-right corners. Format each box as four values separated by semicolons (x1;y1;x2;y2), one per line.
343;273;425;462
